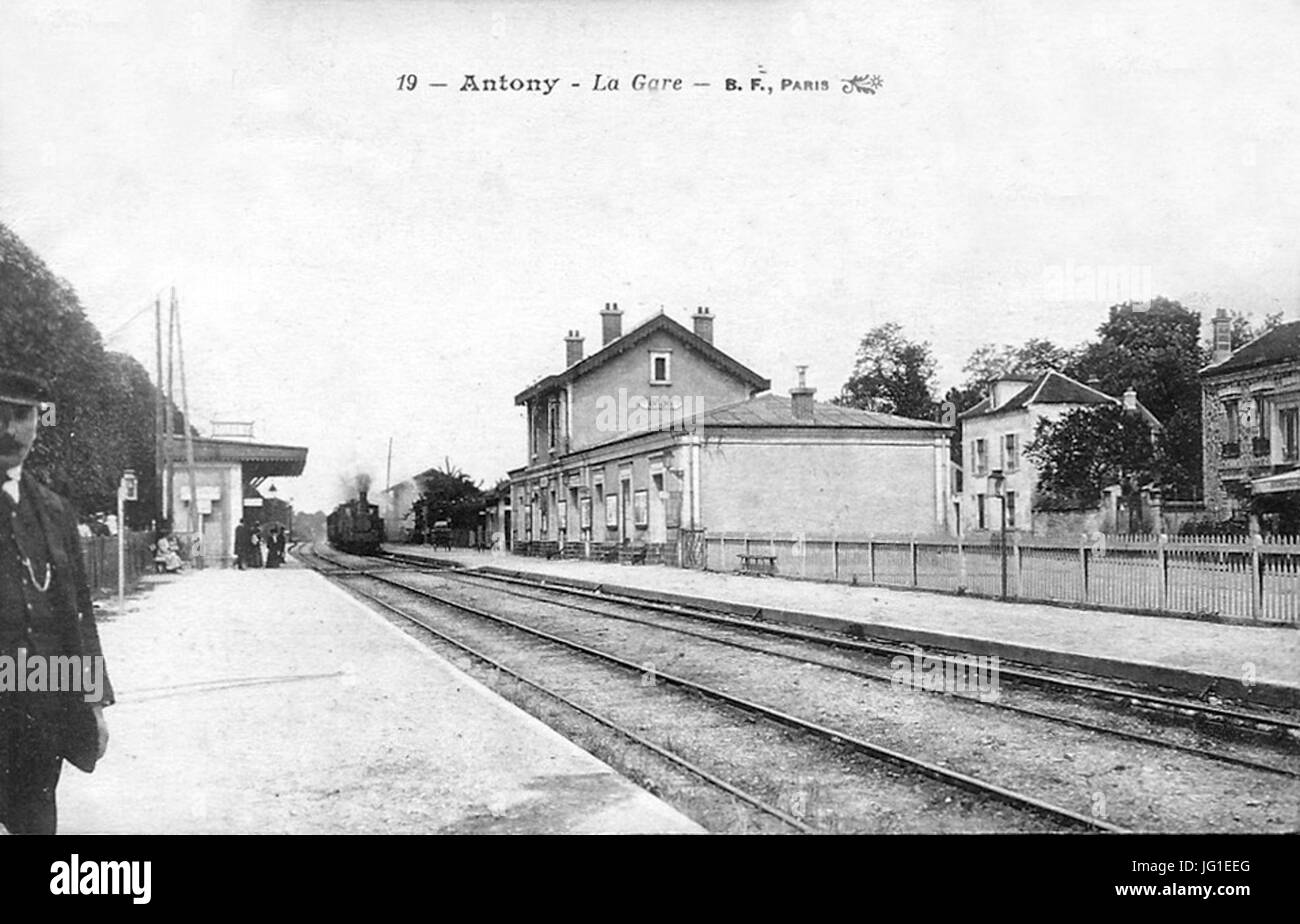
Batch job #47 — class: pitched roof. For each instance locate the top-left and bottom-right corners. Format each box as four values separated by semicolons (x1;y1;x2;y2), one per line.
959;370;1161;427
1201;320;1300;377
514;312;769;405
693;393;949;430
961;370;1113;418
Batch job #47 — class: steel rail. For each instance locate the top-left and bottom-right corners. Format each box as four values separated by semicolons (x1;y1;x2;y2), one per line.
403;566;1300;780
295;545;814;833
334;554;1131;833
383;551;1300;736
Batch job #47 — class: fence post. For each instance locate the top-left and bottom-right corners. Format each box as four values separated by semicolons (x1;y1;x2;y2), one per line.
868;539;876;584
1013;533;1023;599
910;539;918;587
1157;533;1168;612
832;540;840;582
957;533;966;589
1251;533;1263;620
1079;535;1089;604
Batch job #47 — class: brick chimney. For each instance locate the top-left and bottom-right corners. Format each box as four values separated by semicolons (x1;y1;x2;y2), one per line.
600;302;623;345
565;330;584;367
790;365;816;421
1211;308;1233;363
692;306;714;344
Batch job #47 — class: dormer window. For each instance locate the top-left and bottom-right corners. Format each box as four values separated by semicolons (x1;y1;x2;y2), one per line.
649;351;671;385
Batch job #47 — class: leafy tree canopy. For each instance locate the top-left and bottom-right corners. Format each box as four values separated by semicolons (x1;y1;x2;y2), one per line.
413;459;484;533
0;222;187;525
1025;404;1157;508
835;322;937;420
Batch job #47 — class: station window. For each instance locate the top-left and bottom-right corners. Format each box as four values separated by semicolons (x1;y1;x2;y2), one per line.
1006;490;1016;528
1003;434;1018;472
972;439;988;476
649;351;671;385
976;493;986;530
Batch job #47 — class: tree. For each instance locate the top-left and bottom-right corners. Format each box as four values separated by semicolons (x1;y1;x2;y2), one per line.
836;323;937;419
1065;298;1204;498
1025;404;1158;509
412;459;483;538
0;222;193;526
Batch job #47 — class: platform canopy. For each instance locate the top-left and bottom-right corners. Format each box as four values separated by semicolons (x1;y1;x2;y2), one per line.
1252;470;1300;495
166;435;308;481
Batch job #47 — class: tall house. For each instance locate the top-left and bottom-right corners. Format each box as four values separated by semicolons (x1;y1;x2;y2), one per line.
958;370;1157;534
509;303;954;563
1199;312;1300;524
514;304;767;464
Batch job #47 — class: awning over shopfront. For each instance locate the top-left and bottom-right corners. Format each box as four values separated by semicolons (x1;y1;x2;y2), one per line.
1252;470;1300;495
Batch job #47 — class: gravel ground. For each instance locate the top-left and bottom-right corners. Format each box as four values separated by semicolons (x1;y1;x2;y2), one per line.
350;571;1064;833
397;547;1300;690
385;567;1299;833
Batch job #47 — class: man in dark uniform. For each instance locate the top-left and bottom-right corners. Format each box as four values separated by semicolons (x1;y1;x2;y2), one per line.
0;369;111;834
234;518;250;570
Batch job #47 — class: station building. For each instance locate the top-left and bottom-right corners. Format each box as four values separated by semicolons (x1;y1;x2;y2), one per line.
508;304;953;565
166;433;308;567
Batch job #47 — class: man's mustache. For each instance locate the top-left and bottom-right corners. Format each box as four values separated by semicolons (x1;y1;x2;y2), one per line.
0;439;23;454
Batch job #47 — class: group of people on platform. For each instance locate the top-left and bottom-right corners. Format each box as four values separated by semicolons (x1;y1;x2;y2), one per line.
234;519;287;570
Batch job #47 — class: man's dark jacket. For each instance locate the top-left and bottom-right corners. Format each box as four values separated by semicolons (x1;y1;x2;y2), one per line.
1;473;113;768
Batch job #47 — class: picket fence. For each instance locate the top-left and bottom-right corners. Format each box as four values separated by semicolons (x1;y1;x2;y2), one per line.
703;532;1300;624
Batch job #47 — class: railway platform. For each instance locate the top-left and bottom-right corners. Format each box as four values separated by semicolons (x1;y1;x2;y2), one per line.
56;561;703;834
387;545;1300;710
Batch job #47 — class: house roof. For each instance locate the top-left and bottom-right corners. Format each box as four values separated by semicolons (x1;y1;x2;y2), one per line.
513;312;770;405
1201;320;1300;377
959;370;1161;427
692;393;949;430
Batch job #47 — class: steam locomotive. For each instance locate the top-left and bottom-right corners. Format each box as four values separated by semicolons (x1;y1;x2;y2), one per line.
326;489;386;554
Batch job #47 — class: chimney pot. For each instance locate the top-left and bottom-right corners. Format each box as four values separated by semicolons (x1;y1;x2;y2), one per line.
565;329;585;367
600;302;623;345
1211;308;1233;363
692;305;715;344
790;365;817;421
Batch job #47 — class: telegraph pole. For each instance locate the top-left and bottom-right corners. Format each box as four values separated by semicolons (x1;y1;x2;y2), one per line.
164;290;176;522
154;295;164;525
386;437;394;491
174;292;202;565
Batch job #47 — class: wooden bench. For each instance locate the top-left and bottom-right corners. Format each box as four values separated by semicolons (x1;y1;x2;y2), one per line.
737;553;778;576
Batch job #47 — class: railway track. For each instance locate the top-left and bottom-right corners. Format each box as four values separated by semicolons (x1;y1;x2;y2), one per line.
299;543;1134;833
379;550;1300;757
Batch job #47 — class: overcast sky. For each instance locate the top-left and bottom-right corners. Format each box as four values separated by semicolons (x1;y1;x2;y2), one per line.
2;0;1297;510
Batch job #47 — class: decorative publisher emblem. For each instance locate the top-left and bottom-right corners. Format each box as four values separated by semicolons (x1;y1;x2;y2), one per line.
842;74;884;95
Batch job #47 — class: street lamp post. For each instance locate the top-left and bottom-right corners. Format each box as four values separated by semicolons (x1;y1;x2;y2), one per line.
117;469;138;614
989;468;1008;600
